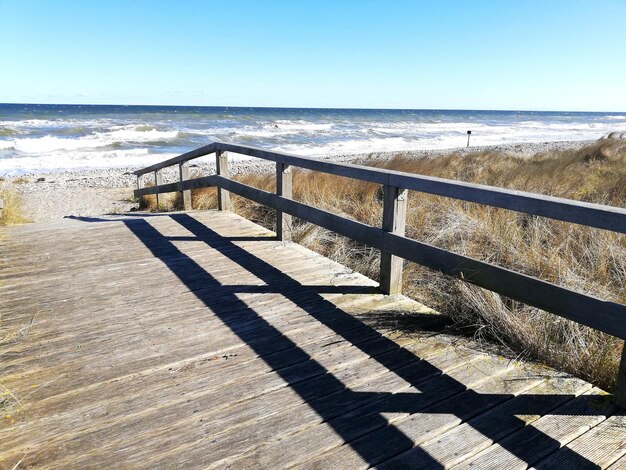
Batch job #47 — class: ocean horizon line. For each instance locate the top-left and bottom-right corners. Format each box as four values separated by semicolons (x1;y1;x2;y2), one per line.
2;102;626;115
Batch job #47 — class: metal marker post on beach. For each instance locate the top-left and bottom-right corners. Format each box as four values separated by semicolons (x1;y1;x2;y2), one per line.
467;130;472;147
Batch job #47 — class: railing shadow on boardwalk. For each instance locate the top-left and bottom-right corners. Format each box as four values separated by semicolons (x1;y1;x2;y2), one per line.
69;213;614;468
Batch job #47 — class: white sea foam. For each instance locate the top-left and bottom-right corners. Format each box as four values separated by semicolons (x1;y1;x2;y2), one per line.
271;120;333;131
1;128;179;153
1;118;117;129
103;127;179;142
274;136;442;156
193;121;334;139
0;149;179;174
8;135;112;153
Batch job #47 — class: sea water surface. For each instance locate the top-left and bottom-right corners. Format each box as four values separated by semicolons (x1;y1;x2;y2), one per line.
1;103;625;174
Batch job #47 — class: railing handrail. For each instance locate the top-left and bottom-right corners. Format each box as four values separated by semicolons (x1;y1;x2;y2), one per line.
134;141;626;405
135;141;626;234
134;140;626;335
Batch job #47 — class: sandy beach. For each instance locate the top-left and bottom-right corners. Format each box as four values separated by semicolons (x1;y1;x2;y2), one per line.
6;139;593;222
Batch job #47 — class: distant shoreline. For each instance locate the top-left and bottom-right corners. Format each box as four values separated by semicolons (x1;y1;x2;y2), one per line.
6;139;595;222
8;138;594;187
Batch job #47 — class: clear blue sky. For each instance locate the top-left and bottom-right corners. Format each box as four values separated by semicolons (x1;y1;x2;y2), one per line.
1;0;625;111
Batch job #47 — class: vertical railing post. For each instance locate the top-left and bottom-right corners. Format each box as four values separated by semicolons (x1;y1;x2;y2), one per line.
136;174;144;208
614;345;626;408
179;161;192;211
380;185;408;295
216;150;231;211
154;169;164;209
276;162;293;241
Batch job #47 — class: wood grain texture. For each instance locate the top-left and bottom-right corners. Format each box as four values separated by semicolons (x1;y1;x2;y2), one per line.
0;210;621;469
534;413;626;469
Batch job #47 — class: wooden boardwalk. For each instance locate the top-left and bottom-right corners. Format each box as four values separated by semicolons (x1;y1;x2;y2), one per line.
1;210;625;469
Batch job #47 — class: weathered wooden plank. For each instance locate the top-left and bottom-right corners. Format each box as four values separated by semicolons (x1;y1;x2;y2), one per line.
534;413;626;469
608;453;626;469
453;389;615;470
208;354;515;469
2;302;390;423
8;326;448;466
1;328;391;458
377;377;592;469
2;210;620;469
107;345;486;469
0;265;373;337
0;261;388;359
297;362;544;470
0;259;369;340
0;291;348;382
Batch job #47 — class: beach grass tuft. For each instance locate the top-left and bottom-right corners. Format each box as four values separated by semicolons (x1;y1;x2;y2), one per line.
138;181;183;212
11;177;31;185
0;184;28;226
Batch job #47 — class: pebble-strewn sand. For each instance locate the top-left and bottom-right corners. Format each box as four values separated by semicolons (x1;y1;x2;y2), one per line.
6;140;593;222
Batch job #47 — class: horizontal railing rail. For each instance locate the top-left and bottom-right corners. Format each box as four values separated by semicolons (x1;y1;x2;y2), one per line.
135;142;626;233
134;141;626;405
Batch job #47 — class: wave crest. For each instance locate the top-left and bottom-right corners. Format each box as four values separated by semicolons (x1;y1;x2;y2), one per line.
0;128;179;153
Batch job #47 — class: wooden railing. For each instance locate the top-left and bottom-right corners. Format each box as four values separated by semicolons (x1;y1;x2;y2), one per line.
134;141;626;404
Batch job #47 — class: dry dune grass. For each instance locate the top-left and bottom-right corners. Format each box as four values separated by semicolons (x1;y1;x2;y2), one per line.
176;139;625;391
0;184;28;226
138;181;183;212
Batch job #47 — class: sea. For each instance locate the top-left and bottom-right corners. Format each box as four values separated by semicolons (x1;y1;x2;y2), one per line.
1;103;625;175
